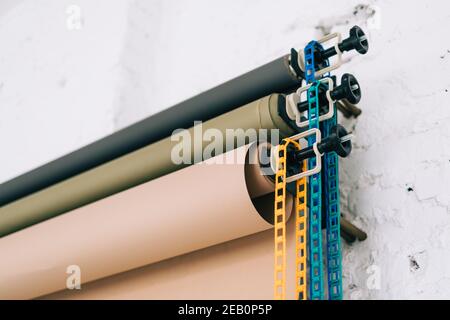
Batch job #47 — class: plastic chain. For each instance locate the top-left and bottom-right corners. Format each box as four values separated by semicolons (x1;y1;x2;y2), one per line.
293;146;308;300
306;37;343;300
304;41;325;300
321;98;343;300
273;138;308;301
273;141;289;300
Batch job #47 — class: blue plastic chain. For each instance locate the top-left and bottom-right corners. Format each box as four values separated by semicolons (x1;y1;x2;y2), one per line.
315;42;343;300
304;39;343;300
304;41;324;300
322;106;343;300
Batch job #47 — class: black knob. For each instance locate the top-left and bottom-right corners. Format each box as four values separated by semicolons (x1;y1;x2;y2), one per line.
318;124;352;158
330;73;361;104
288;124;352;164
320;26;369;61
297;74;361;113
341;26;369;55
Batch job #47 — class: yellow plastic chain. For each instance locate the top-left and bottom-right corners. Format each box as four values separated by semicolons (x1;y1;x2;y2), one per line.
295;151;307;300
274;138;307;300
274;141;288;300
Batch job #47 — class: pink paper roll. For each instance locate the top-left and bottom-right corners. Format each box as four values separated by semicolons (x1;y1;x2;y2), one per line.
0;144;292;299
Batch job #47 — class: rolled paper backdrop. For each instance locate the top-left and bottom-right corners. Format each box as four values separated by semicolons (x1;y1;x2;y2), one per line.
0;94;294;237
45;216;299;300
0;144;293;299
0;54;300;207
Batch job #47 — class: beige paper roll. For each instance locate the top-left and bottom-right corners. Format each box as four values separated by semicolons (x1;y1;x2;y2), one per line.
0;144;292;300
45;217;299;300
0;94;293;238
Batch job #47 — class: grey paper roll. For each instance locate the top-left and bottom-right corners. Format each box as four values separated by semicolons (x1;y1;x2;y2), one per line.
0;94;294;237
0;54;301;206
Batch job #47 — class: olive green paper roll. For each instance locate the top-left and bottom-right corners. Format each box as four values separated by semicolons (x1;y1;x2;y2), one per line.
0;94;294;237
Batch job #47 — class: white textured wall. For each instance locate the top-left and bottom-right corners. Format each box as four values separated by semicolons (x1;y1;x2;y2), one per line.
0;0;128;182
1;0;450;299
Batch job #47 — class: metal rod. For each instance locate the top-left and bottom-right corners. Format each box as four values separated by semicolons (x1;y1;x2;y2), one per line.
340;217;368;242
340;134;354;144
336;100;353;118
342;99;363;118
340;228;357;244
